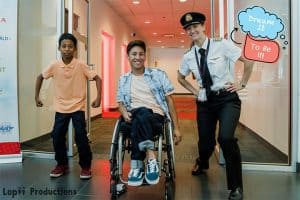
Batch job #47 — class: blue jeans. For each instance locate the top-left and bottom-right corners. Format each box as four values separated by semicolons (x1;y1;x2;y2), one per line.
51;111;92;168
130;108;164;161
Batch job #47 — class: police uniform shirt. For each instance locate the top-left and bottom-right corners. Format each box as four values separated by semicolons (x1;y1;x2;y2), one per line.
179;37;241;91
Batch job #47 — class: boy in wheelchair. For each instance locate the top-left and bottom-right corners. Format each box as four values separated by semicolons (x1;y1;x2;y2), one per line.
116;40;181;186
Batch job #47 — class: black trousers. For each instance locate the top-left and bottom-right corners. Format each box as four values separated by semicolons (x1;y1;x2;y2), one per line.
51;111;92;168
196;91;242;190
125;107;164;161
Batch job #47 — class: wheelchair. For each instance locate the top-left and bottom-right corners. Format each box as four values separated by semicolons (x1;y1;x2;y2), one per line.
109;116;176;200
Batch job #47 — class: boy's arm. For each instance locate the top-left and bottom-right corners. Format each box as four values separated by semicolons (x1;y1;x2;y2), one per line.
91;75;102;108
166;95;182;145
35;74;44;107
118;102;132;123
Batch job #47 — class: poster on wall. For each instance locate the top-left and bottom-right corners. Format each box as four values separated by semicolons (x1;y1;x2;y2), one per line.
0;0;22;163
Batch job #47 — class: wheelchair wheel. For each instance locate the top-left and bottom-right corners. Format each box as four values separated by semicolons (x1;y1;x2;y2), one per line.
164;181;175;200
165;122;176;181
167;147;175;181
110;150;126;199
110;180;126;200
110;147;118;198
110;156;119;200
110;180;117;200
110;119;123;199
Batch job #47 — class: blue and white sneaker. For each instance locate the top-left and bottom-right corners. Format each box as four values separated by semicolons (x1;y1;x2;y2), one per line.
145;159;159;185
128;168;144;186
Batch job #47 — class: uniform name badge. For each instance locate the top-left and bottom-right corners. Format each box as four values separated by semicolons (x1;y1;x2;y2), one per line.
198;88;207;102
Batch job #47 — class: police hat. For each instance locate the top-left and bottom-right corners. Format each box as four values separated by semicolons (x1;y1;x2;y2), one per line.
180;12;206;29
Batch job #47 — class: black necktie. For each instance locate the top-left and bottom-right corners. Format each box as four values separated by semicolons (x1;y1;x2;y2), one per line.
199;48;212;96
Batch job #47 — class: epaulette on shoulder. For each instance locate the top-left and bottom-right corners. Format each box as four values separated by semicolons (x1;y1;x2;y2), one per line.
212;37;223;41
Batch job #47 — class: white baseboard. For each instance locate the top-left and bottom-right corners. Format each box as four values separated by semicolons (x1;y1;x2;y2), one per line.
0;153;23;164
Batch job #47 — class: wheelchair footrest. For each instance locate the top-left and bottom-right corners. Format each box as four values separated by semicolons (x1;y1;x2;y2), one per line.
116;183;126;195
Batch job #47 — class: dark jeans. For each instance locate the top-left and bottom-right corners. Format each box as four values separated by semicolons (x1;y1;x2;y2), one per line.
196;91;242;190
122;107;164;161
51;111;92;168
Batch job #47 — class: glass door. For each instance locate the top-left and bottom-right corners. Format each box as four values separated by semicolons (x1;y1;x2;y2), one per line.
226;0;291;166
211;0;291;167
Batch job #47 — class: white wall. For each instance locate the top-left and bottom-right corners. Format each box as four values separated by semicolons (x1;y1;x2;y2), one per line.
18;0;58;142
88;0;143;116
149;48;198;93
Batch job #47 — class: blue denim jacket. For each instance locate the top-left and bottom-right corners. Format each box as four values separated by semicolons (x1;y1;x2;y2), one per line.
116;68;174;118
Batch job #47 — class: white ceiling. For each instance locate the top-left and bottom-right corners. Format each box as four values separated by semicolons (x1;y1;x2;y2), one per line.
103;0;212;48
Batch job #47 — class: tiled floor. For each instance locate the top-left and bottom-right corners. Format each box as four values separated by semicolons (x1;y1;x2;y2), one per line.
0;156;299;200
11;95;298;199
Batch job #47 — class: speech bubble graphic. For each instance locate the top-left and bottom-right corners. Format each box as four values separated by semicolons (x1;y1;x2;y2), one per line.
238;6;284;40
244;34;279;63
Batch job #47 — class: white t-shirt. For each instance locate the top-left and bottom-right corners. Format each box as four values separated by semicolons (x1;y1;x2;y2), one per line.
130;74;164;116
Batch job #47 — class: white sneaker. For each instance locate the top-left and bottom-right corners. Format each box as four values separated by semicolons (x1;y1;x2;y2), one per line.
128;168;144;186
145;159;159;185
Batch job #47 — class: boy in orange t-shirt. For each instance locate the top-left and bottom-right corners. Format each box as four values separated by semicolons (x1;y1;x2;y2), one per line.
35;33;102;179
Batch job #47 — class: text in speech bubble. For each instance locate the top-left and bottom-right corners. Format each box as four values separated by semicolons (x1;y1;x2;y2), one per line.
238;6;284;40
244;34;279;63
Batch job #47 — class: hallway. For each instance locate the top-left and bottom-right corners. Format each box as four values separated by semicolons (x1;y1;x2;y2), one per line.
22;95;289;164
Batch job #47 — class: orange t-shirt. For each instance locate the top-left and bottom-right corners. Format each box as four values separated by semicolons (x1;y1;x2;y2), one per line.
42;58;97;113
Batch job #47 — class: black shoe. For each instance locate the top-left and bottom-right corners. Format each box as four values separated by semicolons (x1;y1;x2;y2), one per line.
191;158;209;176
228;187;243;200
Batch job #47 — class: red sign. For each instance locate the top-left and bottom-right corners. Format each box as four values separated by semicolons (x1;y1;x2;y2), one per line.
244;34;280;63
